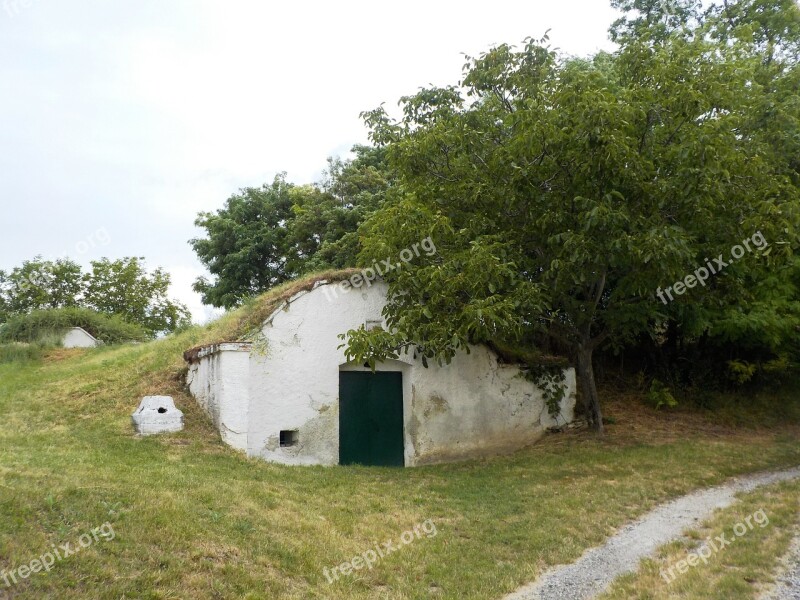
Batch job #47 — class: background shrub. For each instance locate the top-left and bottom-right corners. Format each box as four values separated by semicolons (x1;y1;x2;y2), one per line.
0;307;148;345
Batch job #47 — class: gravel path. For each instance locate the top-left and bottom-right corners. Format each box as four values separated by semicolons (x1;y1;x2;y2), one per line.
504;466;800;600
761;534;800;600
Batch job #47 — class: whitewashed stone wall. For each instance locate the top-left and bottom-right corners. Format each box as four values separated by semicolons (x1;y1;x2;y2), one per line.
186;280;576;466
186;342;251;451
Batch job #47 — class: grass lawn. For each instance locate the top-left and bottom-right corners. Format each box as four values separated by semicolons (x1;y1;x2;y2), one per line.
1;293;799;599
600;479;800;599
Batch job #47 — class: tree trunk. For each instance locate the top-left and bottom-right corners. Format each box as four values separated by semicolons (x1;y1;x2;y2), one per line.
577;346;604;433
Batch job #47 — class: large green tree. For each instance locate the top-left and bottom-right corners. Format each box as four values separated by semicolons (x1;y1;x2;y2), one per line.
343;0;800;431
0;270;9;323
0;257;83;315
190;145;389;308
0;256;190;337
191;175;296;309
613;0;800;381
83;257;191;336
293;145;389;272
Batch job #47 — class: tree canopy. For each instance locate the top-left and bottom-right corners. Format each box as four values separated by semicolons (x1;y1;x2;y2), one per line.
190;145;390;308
0;256;190;337
342;0;800;431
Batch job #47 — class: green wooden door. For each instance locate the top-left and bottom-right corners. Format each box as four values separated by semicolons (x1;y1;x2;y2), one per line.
339;371;404;466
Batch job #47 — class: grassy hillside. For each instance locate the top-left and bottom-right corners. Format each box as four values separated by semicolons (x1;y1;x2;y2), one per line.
1;273;799;599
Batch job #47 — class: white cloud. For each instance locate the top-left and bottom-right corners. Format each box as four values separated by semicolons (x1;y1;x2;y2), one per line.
0;0;618;322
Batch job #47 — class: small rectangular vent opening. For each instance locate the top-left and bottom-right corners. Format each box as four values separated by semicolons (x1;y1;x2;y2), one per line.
280;430;299;447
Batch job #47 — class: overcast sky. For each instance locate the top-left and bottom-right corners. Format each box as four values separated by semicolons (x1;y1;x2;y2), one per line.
0;0;619;322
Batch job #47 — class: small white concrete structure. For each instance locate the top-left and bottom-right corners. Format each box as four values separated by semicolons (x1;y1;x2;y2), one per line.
185;279;576;467
132;396;184;435
62;327;100;349
185;342;252;450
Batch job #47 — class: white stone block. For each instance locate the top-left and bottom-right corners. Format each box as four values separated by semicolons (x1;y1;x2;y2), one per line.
132;396;184;435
